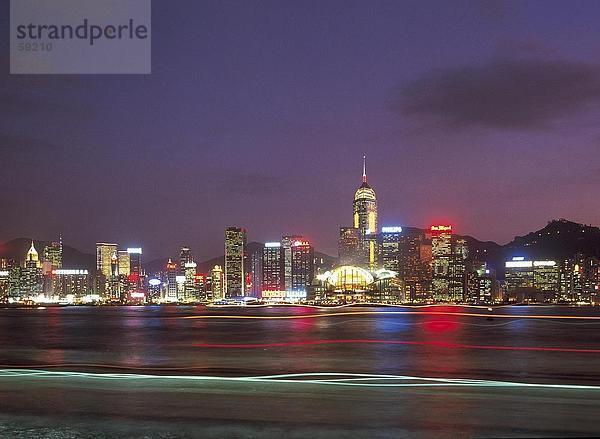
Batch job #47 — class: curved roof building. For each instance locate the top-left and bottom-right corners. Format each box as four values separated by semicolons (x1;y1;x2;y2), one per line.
317;265;398;292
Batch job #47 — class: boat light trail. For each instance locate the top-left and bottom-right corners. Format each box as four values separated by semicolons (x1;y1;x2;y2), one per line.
206;303;511;310
191;339;600;354
181;310;600;321
0;369;599;390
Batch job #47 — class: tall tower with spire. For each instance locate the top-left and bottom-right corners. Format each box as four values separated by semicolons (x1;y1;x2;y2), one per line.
353;156;378;269
21;241;42;297
26;241;41;268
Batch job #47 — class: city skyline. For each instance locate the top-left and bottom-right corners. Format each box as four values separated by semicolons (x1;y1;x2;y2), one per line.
3;2;600;437
3;1;600;261
1;154;595;263
1;211;598;264
3;165;599;306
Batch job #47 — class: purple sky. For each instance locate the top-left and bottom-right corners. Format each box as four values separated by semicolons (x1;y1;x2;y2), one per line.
2;0;600;261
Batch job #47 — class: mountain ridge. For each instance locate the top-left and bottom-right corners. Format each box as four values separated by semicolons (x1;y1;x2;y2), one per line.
2;219;599;274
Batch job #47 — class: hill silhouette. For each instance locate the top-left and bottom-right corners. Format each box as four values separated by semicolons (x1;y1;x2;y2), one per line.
3;219;599;277
0;238;95;270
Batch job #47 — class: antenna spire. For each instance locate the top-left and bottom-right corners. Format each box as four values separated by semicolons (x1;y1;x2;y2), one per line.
362;155;367;183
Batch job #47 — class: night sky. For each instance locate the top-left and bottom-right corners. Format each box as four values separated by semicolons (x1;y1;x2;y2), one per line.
2;0;600;261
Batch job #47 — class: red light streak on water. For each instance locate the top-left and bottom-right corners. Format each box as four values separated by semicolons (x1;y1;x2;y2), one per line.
192;339;600;354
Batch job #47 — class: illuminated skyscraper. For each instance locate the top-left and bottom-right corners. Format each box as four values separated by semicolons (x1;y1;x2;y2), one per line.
504;257;560;301
179;246;193;274
260;239;314;300
117;250;130;276
183;261;198;301
176;275;186;301
21;241;42;298
338;227;360;266
109;252;120;300
398;231;431;301
43;238;62;270
51;269;90;299
125;248;143;299
429;227;468;302
504;257;534;291
110;253;118;275
291;239;314;296
431;225;452;301
465;262;497;304
96;243;118;278
113;250;130;302
262;242;283;293
96;242;118;298
127;248;142;275
147;278;162;301
381;227;403;272
353;156;378;269
282;235;302;292
8;263;21;299
194;273;206;301
561;254;600;302
225;227;246;297
210;265;224;300
449;238;468;301
0;267;9;299
248;246;262;297
165;258;178;302
533;261;560;294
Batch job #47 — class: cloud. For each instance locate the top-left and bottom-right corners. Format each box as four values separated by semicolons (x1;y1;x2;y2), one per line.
392;57;600;130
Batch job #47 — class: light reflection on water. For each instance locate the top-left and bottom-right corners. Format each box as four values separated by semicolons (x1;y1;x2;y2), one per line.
1;306;600;437
0;305;598;384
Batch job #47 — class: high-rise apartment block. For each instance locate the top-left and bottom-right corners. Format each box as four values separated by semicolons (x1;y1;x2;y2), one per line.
225;227;246;297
